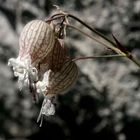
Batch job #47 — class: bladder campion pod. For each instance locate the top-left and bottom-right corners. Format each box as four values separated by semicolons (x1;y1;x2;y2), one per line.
49;39;69;72
36;59;78;97
36;59;78;125
8;20;55;91
19;20;55;66
47;59;78;95
38;38;69;75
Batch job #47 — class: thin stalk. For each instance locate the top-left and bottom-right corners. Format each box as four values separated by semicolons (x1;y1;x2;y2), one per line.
67;14;140;67
67;14;116;47
45;14;65;22
46;12;140;67
73;54;126;61
48;13;116;47
67;24;124;55
51;13;64;18
67;24;140;67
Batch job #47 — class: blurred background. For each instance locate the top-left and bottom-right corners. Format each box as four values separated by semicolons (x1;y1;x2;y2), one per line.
0;0;140;140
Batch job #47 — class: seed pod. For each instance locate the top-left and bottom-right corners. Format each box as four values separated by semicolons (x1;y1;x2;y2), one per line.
38;38;69;75
19;20;55;66
44;59;78;96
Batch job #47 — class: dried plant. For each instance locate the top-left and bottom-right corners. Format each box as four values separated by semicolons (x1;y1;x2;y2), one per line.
8;7;140;127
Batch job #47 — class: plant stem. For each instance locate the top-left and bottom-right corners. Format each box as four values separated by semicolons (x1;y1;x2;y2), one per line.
67;24;124;55
45;14;65;22
46;12;140;68
73;54;126;61
67;14;116;47
67;24;140;67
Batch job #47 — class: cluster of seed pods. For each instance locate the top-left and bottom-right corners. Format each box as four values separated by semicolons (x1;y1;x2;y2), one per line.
8;19;78;125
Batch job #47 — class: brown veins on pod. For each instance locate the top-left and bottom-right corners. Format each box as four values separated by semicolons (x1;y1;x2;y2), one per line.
8;7;140;127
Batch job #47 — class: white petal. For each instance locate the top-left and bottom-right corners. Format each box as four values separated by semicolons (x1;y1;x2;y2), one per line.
8;57;38;90
40;98;55;116
36;81;47;94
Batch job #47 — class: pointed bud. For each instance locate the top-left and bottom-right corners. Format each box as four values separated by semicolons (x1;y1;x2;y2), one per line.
112;34;128;54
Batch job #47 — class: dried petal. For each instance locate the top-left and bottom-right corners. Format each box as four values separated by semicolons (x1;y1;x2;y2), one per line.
37;97;55;127
8;57;38;90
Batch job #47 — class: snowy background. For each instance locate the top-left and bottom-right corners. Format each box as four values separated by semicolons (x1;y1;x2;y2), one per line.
0;0;140;140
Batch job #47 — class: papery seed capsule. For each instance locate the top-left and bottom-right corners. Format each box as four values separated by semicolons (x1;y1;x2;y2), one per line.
39;38;69;74
45;59;78;96
19;20;55;66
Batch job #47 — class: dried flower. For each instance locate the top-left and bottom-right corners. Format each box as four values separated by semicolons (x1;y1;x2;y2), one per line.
36;59;78;125
8;18;79;126
8;20;55;91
